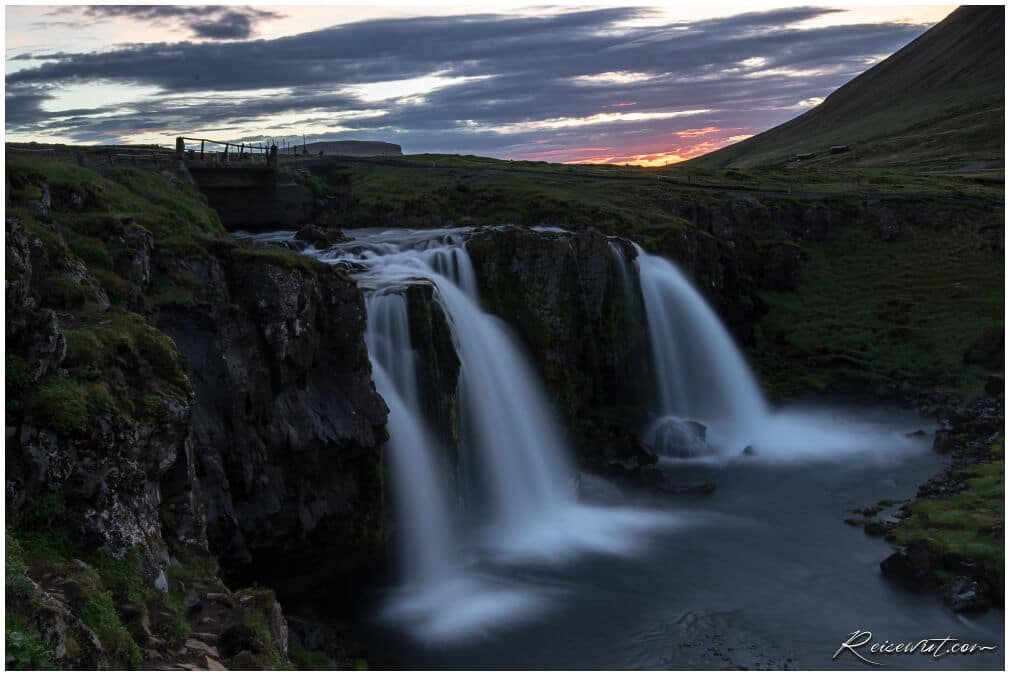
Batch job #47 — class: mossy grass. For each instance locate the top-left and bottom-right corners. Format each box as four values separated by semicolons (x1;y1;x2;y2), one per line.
5;617;56;669
753;208;1003;397
893;438;1004;564
6;157;224;242
56;309;190;423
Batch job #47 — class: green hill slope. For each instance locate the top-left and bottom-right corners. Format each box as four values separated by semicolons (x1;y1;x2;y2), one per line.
691;6;1005;170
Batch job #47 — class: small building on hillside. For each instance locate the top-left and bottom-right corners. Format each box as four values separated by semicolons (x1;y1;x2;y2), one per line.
794;152;816;161
830;144;851;154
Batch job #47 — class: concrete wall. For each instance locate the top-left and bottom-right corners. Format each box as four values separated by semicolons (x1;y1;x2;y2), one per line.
188;167;314;231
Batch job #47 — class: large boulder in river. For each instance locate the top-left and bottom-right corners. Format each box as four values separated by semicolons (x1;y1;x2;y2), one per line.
294;224;346;250
643;417;709;458
880;541;935;588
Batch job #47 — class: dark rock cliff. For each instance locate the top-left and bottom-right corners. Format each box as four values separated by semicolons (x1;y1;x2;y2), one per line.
465;227;655;469
153;245;388;569
5;162;388;669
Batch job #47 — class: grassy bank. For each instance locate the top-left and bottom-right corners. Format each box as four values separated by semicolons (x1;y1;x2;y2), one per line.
752;206;1004;396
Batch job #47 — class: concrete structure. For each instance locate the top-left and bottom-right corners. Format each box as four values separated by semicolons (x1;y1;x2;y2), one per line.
177;137;313;230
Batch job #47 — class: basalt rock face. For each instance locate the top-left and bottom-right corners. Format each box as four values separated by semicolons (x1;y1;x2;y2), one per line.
405;282;461;456
153;246;389;570
6;165;388;668
641;224;766;343
465;227;654;468
6;217;197;584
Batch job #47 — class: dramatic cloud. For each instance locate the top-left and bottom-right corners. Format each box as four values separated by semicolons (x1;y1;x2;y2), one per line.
62;5;283;40
5;6;938;163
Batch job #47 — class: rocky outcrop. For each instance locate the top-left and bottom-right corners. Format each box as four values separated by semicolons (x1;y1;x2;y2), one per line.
153;243;388;568
466;227;653;467
6;217;195;585
405;282;461;454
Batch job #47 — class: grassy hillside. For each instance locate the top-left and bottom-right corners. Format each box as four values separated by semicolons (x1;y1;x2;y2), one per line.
690;6;1004;171
752;206;1004;396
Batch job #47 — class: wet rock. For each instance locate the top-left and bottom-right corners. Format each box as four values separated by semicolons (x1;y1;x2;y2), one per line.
863;520;890;537
645;418;709;458
932;429;957;453
880;541;934;588
942;577;990;612
294;224;346;249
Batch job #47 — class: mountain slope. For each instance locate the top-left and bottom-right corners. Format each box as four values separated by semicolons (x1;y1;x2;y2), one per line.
691;6;1005;170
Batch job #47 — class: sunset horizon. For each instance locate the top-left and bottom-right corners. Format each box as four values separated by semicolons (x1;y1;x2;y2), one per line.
6;3;954;165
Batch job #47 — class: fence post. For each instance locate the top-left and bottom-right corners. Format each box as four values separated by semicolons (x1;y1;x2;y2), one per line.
176;136;185;160
201;140;205;159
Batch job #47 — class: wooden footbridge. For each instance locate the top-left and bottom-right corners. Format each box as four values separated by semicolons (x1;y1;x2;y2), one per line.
174;137;313;230
175;136;278;171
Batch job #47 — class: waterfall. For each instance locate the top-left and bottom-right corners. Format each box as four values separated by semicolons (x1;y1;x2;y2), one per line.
321;230;577;545
290;228;671;640
632;244;767;455
431;278;576;543
365;293;458;587
607;239;639;312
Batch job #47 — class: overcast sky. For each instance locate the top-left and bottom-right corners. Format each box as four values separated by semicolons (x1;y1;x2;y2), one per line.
5;3;953;165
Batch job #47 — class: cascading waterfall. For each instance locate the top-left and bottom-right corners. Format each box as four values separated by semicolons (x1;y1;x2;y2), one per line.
623;243;921;463
631;244;768;455
326;231;577;547
232;226;928;645
607;239;639;312
435;279;576;541
306;229;670;640
365;293;458;588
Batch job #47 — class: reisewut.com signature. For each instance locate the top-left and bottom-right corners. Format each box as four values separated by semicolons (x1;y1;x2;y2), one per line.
833;630;999;666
